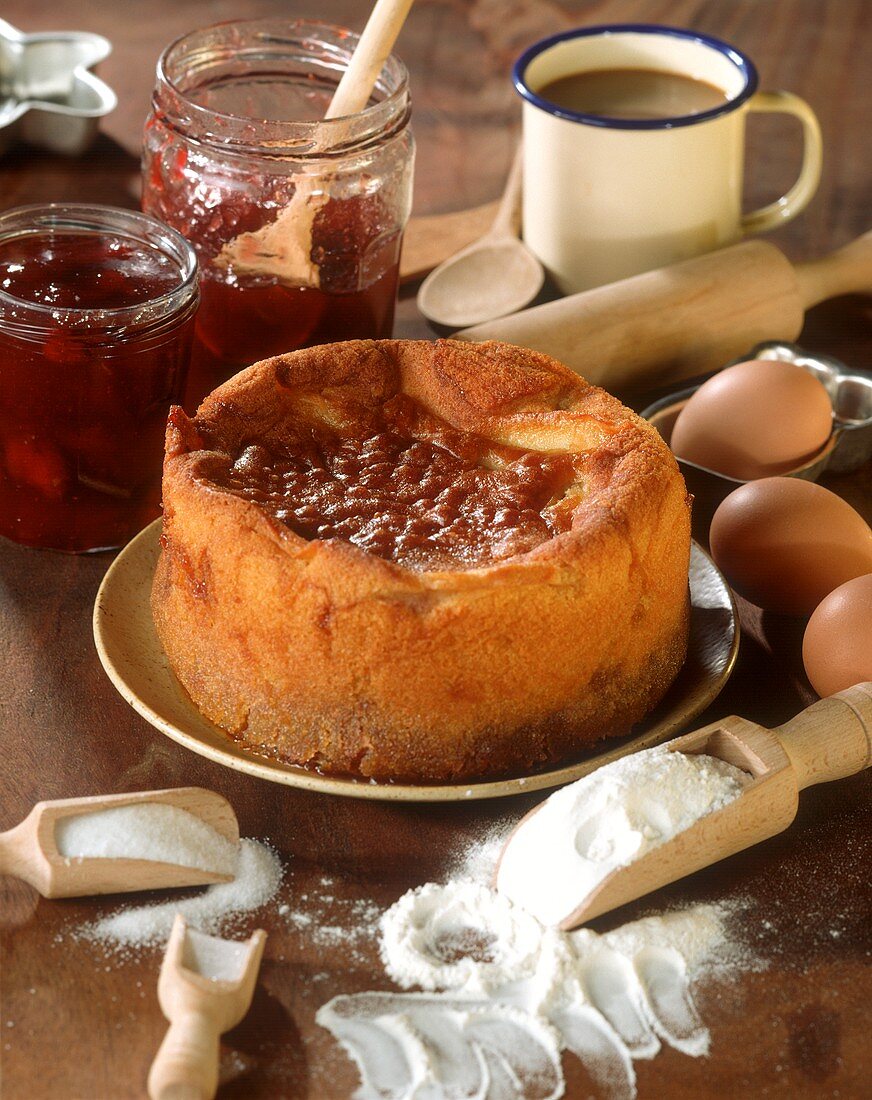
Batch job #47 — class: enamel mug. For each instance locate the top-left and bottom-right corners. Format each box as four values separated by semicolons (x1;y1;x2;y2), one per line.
514;24;823;294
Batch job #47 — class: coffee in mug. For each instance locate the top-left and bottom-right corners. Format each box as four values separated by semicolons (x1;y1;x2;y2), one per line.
537;68;727;119
514;25;822;294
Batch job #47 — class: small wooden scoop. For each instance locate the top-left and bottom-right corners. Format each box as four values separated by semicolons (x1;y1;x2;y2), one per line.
0;787;238;898
499;684;872;930
148;915;267;1100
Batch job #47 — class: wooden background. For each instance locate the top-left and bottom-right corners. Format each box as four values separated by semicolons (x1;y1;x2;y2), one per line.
1;2;870;1098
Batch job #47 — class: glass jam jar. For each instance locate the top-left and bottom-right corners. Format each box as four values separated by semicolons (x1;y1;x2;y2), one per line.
0;204;198;553
143;18;415;409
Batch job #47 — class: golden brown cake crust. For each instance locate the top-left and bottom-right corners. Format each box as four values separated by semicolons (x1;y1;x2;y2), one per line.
152;340;691;782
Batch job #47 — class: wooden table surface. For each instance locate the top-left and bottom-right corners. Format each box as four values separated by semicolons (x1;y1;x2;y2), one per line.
1;2;870;1098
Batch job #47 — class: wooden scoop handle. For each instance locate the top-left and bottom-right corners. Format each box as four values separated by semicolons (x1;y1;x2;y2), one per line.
0;811;46;894
775;683;872;791
147;1011;220;1100
0;822;27;880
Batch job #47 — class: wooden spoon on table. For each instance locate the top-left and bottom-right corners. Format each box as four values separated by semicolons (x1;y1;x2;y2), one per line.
417;144;545;327
148;915;266;1100
400;200;499;283
497;684;872;929
0;787;238;898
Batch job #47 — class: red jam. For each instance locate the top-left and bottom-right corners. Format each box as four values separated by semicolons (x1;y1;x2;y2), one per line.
143;133;401;411
190;266;395;388
142;20;414;410
206;396;580;570
0;209;197;552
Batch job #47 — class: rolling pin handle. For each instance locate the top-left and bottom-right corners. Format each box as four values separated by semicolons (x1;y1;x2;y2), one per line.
794;230;872;308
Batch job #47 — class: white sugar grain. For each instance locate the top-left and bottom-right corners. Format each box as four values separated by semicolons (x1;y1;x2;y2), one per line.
56;803;238;877
182;928;250;982
78;838;282;952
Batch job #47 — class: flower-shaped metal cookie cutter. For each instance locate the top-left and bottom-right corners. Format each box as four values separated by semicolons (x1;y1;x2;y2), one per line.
0;18;116;155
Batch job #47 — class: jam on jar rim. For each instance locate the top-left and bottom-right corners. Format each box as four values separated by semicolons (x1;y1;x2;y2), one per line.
0;204;198;341
153;18;411;158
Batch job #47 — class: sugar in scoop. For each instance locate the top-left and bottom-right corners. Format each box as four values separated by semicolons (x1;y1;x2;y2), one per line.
0;787;239;899
149;915;267;1100
56;803;239;877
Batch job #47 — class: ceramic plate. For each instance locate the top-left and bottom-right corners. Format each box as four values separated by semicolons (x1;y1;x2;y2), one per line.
94;521;739;802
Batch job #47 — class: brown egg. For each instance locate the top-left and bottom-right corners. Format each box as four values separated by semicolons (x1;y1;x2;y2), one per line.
671;359;832;480
709;477;872;615
803;575;872;696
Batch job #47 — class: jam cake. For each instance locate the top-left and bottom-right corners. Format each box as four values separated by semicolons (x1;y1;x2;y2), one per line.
152;339;691;782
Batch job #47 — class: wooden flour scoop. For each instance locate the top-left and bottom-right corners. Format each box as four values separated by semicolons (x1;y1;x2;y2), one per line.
0;787;238;898
458;231;872;392
500;685;872;930
148;915;267;1100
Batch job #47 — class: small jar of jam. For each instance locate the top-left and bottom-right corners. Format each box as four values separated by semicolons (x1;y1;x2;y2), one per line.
143;18;415;409
0;204;198;553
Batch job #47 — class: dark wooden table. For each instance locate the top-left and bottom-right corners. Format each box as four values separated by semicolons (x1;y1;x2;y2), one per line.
1;2;870;1098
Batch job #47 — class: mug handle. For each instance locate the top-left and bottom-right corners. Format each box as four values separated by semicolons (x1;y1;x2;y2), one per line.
741;91;823;236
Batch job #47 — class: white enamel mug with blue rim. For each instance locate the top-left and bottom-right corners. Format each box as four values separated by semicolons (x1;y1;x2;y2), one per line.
514;24;822;294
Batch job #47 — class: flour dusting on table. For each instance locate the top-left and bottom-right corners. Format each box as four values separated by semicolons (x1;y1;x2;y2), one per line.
317;751;760;1100
320;878;757;1099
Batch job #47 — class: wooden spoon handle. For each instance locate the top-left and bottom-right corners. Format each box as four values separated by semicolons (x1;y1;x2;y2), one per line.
147;1012;220;1100
488;144;524;239
326;0;416;119
774;683;872;791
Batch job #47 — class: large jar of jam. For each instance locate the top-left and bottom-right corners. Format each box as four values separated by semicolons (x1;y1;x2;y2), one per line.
0;204;198;553
143;18;415;409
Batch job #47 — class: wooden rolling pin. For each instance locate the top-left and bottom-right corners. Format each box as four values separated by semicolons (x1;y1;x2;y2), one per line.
456;232;872;391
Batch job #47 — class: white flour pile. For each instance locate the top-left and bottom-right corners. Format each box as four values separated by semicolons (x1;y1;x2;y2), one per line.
75;839;283;953
318;747;757;1100
319;992;566;1100
55;803;239;877
497;747;748;926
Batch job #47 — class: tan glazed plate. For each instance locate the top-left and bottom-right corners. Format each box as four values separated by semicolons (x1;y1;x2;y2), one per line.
93;521;739;802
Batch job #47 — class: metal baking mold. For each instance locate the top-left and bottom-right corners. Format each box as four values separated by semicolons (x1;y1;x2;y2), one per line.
641;341;872;537
0;18;116;155
731;341;872;474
